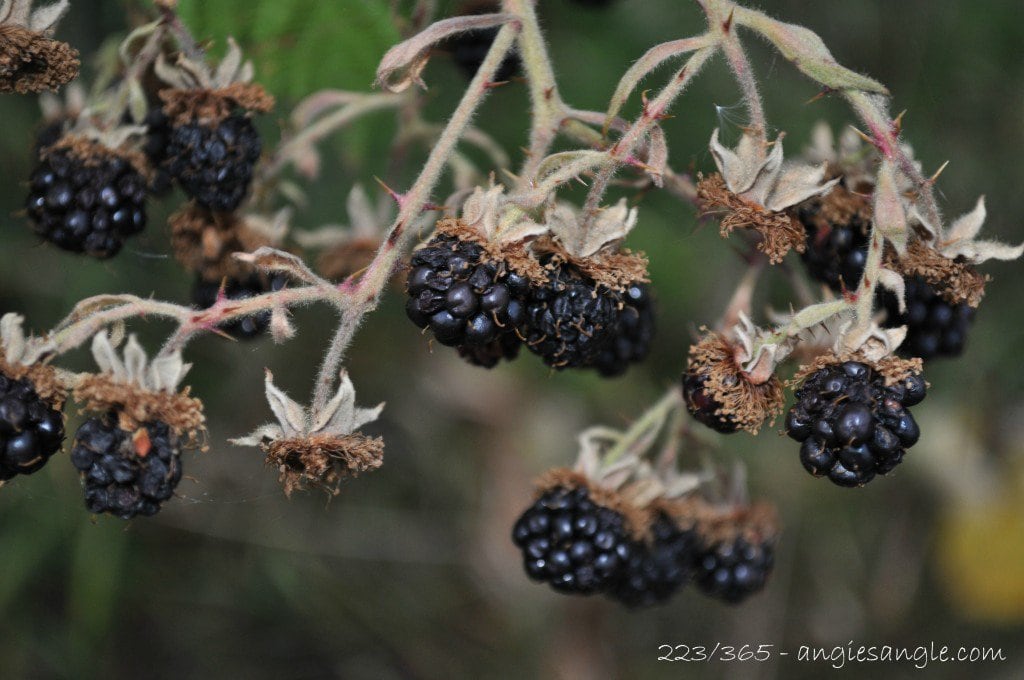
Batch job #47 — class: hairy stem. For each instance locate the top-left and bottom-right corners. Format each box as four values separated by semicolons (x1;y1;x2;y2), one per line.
700;0;767;139
603;387;682;467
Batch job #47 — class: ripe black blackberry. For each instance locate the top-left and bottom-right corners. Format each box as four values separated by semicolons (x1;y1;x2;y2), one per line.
448;26;521;82
165;112;261;212
797;196;870;293
594;283;655;377
69;413;183;519
608;513;697;607
140;109;173;195
0;373;64;481
524;261;621;370
191;272;287;340
694;534;775;604
511;483;637;595
786;360;927;487
25;140;148;258
881;276;975;360
405;233;528;358
457;331;522;368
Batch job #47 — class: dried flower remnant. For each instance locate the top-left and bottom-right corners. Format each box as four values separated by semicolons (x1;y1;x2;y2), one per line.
0;0;78;93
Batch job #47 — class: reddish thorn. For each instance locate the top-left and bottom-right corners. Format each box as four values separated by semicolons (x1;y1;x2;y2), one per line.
484;79;509;89
374;176;406;206
387;221;404;246
676;66;688;81
723;8;734;33
544;86;554;100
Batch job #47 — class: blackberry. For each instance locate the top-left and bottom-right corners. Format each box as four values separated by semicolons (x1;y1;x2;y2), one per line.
881;276;975;360
449;27;521;82
140;109;173;195
0;373;64;481
165;112;261;212
594;283;655;377
524;261;621;370
511;484;637;595
25;141;148;258
797;197;869;293
694;534;775;604
192;273;287;340
608;513;697;607
69;413;183;519
457;331;522;368
683;370;739;434
405;233;528;356
786;361;927;487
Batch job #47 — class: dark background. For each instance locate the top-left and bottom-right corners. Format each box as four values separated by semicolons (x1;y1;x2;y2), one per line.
1;1;1023;678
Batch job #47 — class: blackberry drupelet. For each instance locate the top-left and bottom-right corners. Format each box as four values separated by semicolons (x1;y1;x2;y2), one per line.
192;273;287;340
594;282;655;377
512;484;637;595
882;276;975;360
786;361;927;487
70;413;183;519
0;373;64;481
608;513;697;607
524;261;621;370
682;370;739;434
797;198;869;293
165;112;261;212
405;234;528;356
694;534;775;604
457;332;522;368
25;143;148;258
449;27;521;82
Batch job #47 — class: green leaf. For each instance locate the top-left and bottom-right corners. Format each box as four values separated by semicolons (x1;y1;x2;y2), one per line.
176;0;401;100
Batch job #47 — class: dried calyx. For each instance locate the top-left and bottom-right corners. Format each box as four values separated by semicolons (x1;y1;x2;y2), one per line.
231;370;384;497
295;185;392;281
0;0;78;93
170;202;289;282
0;313;65;406
698;129;839;263
155;37;274;124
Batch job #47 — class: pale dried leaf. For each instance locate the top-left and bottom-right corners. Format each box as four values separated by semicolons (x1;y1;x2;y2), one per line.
877;267;906;314
230;424;285;448
263;370;307;437
29;0;68;33
91;332;125;380
0;314;26;365
214;38;243;89
123;335;147;386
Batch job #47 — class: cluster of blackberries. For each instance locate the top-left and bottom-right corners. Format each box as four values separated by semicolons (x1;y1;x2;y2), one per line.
70;413;183;519
511;484;774;607
191;273;287;340
786;361;926;487
0;373;64;481
405;235;653;374
797;202;974;360
25;143;148;258
164;113;262;212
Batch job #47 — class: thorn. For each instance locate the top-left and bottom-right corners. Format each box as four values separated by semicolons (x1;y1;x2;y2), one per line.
804;87;834;105
373;176;405;206
848;124;876;147
892;109;907;135
544;86;554;100
927;160;949;185
484;79;510;90
723;8;734;33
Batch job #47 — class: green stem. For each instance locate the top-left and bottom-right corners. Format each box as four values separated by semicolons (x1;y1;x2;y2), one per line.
602;388;682;467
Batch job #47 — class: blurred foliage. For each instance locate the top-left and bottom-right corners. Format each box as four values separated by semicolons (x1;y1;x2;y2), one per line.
1;1;1024;679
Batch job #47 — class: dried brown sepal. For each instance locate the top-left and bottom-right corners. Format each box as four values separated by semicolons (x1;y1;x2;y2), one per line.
264;433;384;498
46;134;152;183
800;183;872;234
697;172;806;264
533;467;653;541
889;239;988;308
692;501;780;547
317;238;380;281
169;203;272;282
788;350;924;388
531;234;649;293
0;25;78;94
434;217;548;283
73;375;206;449
687;333;784;435
0;350;67;408
159;83;275;126
653;495;715;533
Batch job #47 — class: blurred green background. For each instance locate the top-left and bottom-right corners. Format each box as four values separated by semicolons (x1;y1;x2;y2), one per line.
2;1;1023;678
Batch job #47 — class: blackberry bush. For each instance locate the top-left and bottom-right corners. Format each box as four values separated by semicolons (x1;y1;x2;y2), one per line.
25;138;148;258
70;413;183;519
511;483;638;595
786;360;927;487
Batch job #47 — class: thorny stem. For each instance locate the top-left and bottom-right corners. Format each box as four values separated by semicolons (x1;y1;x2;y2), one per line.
309;19;522;412
579;45;717;234
700;0;767;140
603;388;683;468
